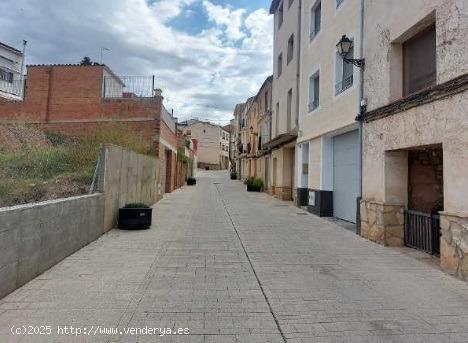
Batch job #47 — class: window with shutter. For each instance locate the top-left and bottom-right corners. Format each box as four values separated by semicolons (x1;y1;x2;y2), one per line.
403;25;436;96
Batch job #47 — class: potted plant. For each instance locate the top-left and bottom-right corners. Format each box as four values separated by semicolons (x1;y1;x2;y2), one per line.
187;177;197;185
245;177;263;192
118;203;152;229
230;171;237;180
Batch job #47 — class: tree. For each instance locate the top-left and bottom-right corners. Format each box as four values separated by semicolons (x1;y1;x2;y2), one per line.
80;56;93;66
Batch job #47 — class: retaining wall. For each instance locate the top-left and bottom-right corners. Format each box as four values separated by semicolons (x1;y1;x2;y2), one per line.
100;145;160;232
0;194;104;299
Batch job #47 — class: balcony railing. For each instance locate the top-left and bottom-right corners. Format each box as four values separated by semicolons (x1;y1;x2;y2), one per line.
0;79;25;99
335;74;353;95
103;76;155;98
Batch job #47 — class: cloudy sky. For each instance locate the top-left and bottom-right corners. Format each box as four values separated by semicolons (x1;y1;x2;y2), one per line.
0;0;273;124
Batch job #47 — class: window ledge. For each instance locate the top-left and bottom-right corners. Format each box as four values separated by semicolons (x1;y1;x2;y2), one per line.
357;72;468;122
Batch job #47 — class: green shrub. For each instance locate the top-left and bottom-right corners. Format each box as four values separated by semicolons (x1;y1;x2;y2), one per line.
123;203;150;209
244;177;263;191
244;177;255;186
252;178;264;190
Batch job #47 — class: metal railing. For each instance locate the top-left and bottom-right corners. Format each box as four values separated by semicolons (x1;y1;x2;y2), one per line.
404;209;440;255
103;75;155;98
0;79;25;99
335;74;353;95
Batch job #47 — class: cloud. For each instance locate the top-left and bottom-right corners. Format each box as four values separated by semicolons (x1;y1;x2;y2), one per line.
0;0;273;123
151;0;198;22
202;1;246;42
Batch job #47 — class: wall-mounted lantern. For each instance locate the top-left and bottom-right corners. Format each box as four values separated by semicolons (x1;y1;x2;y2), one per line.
336;35;365;68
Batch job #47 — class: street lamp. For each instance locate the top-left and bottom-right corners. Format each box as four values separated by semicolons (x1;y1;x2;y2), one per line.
336;35;365;68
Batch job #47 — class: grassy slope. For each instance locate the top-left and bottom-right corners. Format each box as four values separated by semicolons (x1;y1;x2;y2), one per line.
0;124;152;207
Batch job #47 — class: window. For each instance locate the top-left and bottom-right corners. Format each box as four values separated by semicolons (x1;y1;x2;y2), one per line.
335;39;354;95
287;34;294;64
288;0;294;8
277;53;283;77
403;25;436;96
308;72;320;112
286;89;292;132
0;69;14;83
336;0;344;8
278;3;284;29
310;1;321;41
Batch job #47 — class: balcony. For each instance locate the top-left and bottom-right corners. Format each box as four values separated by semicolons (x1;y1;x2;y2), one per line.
0;79;24;100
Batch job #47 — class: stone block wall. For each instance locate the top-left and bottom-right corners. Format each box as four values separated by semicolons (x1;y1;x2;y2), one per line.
360;200;405;246
440;214;468;281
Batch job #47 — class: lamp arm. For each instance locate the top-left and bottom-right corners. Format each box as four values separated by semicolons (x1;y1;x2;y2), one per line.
344;57;365;68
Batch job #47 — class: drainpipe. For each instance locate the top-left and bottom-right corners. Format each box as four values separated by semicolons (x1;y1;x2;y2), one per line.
20;40;27;99
356;0;365;234
295;0;302;132
294;0;302;199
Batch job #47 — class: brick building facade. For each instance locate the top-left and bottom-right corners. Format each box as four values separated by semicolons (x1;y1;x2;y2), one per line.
0;64;182;197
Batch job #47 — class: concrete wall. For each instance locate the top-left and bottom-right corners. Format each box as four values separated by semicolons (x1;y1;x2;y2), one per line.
101;145;159;232
0;194;104;299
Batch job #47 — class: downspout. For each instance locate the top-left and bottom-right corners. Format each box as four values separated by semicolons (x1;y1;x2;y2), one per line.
295;0;302;132
357;0;365;234
294;0;302;200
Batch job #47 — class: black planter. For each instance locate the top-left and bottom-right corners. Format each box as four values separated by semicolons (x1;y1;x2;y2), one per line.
118;208;152;229
187;177;197;186
230;173;237;180
246;184;261;192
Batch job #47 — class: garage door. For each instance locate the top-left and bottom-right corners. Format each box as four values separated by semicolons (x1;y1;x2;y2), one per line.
333;130;359;223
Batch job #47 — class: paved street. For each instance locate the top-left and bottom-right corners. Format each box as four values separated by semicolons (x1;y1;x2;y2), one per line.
1;170;468;343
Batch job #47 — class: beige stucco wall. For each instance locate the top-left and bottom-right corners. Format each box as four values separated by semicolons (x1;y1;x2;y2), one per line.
362;92;468;216
308;137;321;189
365;0;468;111
187;122;229;167
297;0;361;143
272;0;300;137
362;0;468;217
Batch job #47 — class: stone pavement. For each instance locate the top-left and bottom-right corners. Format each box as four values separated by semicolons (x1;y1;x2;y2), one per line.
1;170;468;343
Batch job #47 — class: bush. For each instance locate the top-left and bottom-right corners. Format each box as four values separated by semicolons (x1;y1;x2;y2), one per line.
244;177;255;186
245;177;263;191
123;203;150;209
252;178;264;190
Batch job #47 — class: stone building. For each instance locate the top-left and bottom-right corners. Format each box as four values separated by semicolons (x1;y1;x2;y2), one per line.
358;0;468;280
295;0;363;223
265;0;301;201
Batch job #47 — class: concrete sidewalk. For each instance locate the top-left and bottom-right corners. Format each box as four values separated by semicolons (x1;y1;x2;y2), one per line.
0;170;467;342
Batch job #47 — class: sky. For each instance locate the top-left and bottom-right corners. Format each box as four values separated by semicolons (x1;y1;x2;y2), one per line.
0;0;273;124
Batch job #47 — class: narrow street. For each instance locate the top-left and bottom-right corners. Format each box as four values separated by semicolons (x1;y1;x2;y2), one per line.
1;171;468;343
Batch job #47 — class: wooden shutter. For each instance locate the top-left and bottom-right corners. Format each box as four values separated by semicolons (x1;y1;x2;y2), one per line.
403;25;436;96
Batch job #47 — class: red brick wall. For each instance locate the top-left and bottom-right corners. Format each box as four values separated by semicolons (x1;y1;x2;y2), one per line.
0;65;163;122
0;65;184;194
